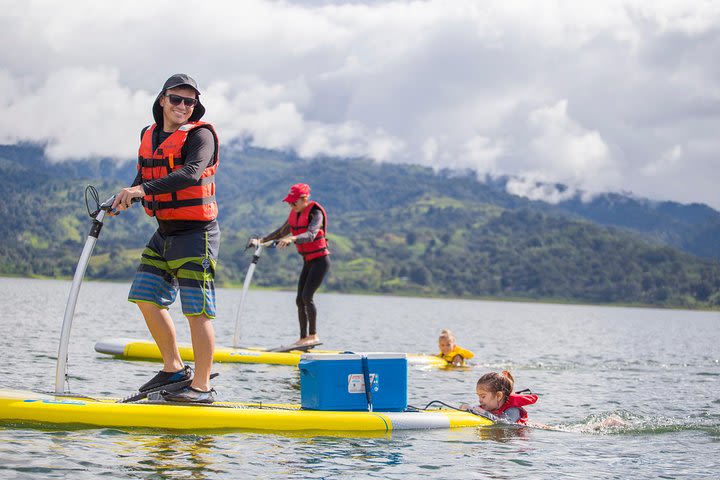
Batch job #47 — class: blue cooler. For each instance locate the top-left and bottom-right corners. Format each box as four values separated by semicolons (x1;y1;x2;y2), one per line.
299;353;408;411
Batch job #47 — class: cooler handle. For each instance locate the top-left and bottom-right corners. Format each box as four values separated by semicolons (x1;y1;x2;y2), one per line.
361;355;373;412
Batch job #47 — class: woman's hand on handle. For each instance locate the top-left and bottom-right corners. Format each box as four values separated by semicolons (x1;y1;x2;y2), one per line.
276;236;295;249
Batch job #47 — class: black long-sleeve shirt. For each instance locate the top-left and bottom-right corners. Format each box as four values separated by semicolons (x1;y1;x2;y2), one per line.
132;127;217;235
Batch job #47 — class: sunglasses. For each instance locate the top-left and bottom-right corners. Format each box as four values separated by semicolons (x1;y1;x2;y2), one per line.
164;93;198;107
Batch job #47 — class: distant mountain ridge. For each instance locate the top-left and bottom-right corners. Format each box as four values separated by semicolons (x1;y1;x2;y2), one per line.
480;174;720;260
1;143;718;308
555;192;720;260
5;143;718;260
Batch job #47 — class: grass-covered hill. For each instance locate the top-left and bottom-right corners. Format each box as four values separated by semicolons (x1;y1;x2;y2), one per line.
1;143;718;309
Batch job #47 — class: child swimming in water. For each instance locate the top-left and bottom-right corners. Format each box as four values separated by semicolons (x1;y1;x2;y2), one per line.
437;329;475;366
460;371;538;424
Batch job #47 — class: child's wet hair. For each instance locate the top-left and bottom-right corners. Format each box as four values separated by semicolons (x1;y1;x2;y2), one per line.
439;329;455;342
476;371;515;400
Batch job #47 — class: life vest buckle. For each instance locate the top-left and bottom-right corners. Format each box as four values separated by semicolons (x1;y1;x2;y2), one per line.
142;198;160;212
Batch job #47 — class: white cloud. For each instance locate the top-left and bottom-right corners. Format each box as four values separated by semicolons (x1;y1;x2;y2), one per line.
422;137;439;164
505;176;577;204
459;136;504;173
297;121;404;160
526;100;617;193
0;0;718;209
0;67;152;160
642;144;683;176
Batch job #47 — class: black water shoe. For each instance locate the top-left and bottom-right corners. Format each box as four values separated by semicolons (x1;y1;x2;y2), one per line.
139;365;193;392
161;386;216;404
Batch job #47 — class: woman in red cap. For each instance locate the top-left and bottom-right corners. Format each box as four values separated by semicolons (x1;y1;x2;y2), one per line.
253;183;330;347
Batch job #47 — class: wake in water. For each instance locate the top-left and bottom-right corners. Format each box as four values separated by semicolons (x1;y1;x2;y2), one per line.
547;410;720;436
470;410;720;440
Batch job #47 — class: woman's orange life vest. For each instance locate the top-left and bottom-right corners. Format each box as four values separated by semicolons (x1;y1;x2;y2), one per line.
137;122;219;221
288;201;330;262
491;393;538;424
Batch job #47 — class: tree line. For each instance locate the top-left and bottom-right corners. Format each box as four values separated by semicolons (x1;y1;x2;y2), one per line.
1;145;719;309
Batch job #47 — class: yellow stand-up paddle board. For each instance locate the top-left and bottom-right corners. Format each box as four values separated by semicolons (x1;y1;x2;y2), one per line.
95;338;448;367
0;388;492;434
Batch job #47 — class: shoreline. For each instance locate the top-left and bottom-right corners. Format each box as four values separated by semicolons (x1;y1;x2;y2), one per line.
2;274;717;313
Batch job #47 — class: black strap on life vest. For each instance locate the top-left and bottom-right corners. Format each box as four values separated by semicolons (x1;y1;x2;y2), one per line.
142;174;215;215
299;247;328;258
139;156;187;169
142;195;216;212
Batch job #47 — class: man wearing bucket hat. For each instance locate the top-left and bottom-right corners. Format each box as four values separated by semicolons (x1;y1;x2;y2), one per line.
112;74;220;403
252;183;330;348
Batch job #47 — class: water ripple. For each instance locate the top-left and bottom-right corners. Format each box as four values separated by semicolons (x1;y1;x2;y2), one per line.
0;278;718;479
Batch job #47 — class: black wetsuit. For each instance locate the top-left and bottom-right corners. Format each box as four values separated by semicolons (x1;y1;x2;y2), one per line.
296;254;330;337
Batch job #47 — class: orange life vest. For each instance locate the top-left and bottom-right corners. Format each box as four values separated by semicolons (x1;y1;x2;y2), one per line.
137;122;218;221
288;201;329;262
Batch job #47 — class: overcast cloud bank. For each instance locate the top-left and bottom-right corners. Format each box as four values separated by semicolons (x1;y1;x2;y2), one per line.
1;0;718;208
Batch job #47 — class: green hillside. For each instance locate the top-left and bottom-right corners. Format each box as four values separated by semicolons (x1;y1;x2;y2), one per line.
1;144;719;309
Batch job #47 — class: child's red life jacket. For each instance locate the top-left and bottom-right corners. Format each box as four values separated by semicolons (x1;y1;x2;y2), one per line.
491;393;538;424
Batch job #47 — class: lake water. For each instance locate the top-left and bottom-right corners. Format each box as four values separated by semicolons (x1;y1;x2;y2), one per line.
0;277;718;479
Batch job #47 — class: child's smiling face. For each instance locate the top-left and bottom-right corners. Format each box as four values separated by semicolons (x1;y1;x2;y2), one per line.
476;385;505;411
438;337;455;355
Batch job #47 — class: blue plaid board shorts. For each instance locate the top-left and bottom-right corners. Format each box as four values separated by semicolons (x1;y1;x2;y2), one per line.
128;225;220;318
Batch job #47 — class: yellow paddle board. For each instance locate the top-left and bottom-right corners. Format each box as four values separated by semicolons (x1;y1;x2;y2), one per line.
95;338;448;367
0;388;492;433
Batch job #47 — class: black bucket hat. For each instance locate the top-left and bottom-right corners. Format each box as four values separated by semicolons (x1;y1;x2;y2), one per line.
152;73;206;125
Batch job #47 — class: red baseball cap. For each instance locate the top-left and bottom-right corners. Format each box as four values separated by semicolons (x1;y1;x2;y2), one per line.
283;183;311;203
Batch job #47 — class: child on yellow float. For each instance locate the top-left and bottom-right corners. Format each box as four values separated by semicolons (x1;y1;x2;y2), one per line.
437;329;475;366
